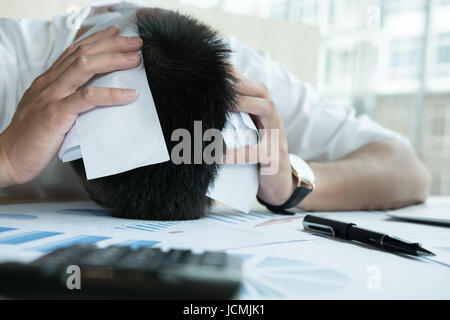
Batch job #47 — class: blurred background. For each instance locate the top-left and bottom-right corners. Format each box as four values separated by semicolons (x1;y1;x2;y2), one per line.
176;0;450;196
2;0;449;196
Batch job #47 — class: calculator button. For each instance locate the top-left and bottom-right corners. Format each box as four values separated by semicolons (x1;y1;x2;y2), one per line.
200;252;226;267
80;246;132;266
115;249;164;270
163;250;191;264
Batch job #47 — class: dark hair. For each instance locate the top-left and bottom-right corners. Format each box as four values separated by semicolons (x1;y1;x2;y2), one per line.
70;8;237;220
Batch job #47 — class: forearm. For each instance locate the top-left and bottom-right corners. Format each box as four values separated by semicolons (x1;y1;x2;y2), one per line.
0;134;14;188
299;140;432;211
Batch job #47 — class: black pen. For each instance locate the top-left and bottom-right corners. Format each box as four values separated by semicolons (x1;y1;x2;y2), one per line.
302;214;435;256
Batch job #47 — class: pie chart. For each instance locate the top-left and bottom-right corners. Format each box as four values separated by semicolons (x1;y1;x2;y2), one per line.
234;254;351;298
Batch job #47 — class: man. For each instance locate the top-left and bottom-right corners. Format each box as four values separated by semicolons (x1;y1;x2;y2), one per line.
0;3;431;220
70;8;238;220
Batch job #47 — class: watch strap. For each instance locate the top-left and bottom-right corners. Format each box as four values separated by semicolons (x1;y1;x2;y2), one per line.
257;185;312;215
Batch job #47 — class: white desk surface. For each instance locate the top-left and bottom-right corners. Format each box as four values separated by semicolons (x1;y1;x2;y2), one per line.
0;197;449;299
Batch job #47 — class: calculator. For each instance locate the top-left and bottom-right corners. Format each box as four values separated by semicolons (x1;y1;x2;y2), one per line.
0;244;242;299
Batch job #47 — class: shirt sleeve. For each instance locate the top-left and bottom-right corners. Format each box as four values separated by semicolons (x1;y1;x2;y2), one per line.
0;14;80;133
0;15;89;200
228;36;412;162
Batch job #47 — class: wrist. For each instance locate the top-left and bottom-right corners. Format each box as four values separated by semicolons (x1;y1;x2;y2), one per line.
257;151;294;206
0;133;16;187
295;161;329;211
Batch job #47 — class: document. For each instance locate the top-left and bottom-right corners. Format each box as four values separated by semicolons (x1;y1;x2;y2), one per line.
384;196;450;225
0;199;449;299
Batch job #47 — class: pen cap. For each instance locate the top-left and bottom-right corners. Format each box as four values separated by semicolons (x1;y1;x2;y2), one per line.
303;215;355;239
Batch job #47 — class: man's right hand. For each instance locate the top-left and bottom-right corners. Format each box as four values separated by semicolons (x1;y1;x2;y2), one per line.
0;25;143;187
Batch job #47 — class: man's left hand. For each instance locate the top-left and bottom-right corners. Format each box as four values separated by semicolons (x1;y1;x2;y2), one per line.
223;71;295;206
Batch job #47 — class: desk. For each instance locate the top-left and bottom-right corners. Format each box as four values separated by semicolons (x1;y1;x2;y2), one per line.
0;197;449;299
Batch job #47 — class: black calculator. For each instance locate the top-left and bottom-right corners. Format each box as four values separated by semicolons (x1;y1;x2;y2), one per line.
0;244;242;299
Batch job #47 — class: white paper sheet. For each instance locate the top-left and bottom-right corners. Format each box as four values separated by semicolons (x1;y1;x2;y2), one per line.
0;200;449;299
58;13;170;179
207;112;259;213
384;196;450;225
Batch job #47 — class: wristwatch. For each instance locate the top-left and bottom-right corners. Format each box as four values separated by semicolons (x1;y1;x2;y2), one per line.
257;154;315;215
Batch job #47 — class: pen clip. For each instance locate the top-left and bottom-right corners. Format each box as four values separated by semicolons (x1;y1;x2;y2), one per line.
303;221;335;237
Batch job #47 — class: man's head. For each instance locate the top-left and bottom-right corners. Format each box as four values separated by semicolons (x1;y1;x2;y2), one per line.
71;8;237;220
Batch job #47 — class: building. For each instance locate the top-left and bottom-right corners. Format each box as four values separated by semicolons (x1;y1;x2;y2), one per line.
180;0;450;195
271;0;450;195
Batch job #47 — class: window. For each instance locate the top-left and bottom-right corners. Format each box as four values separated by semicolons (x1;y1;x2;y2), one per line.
388;38;423;79
325;48;353;88
298;0;319;23
384;0;426;13
269;1;288;19
328;0;357;28
180;0;450;196
431;33;450;76
438;46;450;64
437;34;450;63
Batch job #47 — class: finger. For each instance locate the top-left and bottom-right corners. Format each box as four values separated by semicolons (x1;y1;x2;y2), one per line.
51;25;120;71
76;24;120;45
76;35;143;56
51;52;141;95
236;96;273;117
237;77;270;99
51;36;143;81
222;144;260;165
60;86;138;116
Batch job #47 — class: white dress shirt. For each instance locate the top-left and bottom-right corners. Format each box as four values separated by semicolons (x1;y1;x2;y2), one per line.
0;4;410;199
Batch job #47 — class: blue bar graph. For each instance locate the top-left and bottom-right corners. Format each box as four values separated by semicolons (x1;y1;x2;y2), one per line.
135;224;160;231
205;212;276;224
57;209;110;216
248;212;277;218
30;235;110;253
212;213;248;223
124;226;158;232
251;212;277;217
0;230;62;245
205;215;237;224
121;221;178;232
230;213;258;220
0;213;37;220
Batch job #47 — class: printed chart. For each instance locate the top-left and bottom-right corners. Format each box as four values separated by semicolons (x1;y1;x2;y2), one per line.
233;253;350;298
0;201;313;261
1;200;449;299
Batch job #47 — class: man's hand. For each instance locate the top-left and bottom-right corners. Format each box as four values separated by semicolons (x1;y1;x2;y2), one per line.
223;71;295;206
0;25;143;187
223;72;431;211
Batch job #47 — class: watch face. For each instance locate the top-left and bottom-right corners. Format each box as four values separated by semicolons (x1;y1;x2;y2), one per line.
289;154;316;184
